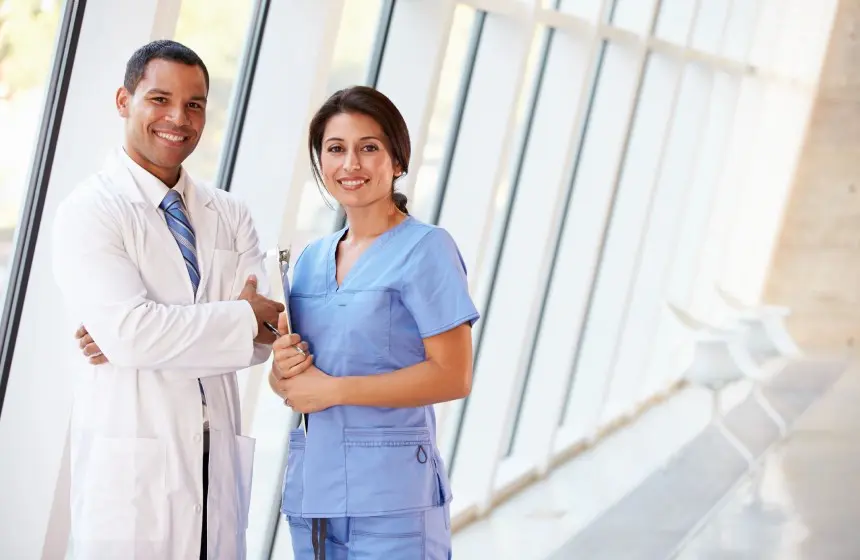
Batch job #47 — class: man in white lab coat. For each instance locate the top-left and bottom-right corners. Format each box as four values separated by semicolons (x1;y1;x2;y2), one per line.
51;40;300;559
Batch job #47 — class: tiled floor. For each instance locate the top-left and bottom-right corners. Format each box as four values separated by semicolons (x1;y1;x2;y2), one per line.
451;379;755;559
452;356;850;560
675;360;860;560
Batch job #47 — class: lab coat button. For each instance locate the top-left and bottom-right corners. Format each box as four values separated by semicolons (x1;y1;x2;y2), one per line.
195;504;202;514
193;433;202;443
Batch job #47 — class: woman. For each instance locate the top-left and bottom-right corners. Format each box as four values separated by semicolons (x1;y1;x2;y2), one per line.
269;86;479;559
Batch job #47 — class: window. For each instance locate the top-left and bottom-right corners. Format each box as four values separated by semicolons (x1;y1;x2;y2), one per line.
448;26;595;510
610;0;659;35
292;0;390;251
602;62;714;421
436;25;548;466
555;52;681;441
558;0;605;22
653;0;698;45
173;0;256;184
410;4;479;224
0;0;65;309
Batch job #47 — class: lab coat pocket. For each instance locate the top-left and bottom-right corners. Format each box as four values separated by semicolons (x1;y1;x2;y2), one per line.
78;436;167;542
281;429;306;515
343;427;436;514
211;249;240;299
235;434;256;529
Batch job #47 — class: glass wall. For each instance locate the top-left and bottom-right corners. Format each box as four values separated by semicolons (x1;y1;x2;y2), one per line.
0;0;838;557
0;0;65;308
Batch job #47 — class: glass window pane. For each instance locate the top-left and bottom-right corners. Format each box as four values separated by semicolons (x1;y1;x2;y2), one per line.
559;53;681;436
721;0;761;61
173;0;256;183
437;26;547;465
610;0;659;35
606;62;713;417
558;0;604;21
690;0;731;54
326;0;385;94
0;0;65;305
410;4;477;224
654;0;697;45
292;0;388;252
529;40;641;441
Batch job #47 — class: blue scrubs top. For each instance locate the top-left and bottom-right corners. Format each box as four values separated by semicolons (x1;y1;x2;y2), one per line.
281;216;479;518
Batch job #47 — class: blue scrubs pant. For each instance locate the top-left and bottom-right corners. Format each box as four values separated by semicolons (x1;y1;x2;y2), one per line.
288;506;451;559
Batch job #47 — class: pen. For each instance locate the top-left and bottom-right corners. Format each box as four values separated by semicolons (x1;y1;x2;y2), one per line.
264;321;307;357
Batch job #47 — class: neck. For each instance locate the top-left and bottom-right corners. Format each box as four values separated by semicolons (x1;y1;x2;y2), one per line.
122;143;181;187
343;199;404;241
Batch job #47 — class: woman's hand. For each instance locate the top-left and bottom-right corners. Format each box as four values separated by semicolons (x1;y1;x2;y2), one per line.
276;366;340;414
271;323;313;381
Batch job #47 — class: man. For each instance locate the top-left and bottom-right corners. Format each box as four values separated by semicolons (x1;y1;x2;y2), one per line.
52;40;296;559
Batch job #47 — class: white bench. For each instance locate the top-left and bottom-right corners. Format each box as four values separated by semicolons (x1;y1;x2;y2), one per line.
715;286;802;360
667;302;788;466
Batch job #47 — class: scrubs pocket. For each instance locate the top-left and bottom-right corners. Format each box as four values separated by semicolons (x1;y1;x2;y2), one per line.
343;427;436;514
350;513;425;559
78;436;167;542
281;428;306;515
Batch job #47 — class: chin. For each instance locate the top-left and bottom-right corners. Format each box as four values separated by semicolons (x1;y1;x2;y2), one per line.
150;146;192;168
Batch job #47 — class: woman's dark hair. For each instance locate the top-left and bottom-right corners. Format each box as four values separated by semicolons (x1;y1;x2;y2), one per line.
308;86;411;214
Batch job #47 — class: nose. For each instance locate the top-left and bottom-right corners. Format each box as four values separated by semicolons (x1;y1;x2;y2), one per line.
166;103;190;127
342;150;360;171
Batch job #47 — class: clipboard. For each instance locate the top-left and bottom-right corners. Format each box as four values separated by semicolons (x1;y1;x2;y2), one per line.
264;245;308;434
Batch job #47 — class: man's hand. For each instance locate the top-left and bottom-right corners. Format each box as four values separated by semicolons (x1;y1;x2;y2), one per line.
238;274;285;344
75;325;109;365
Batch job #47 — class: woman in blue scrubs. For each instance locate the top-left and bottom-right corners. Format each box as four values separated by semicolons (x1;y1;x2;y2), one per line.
268;86;479;559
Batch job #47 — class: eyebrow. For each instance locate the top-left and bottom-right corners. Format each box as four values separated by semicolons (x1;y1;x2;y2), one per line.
324;136;382;143
146;88;207;102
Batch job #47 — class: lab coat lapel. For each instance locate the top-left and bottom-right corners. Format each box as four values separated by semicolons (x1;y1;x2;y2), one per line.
103;150;200;302
185;176;218;301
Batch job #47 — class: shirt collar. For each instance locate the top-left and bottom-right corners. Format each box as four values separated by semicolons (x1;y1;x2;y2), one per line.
117;146;191;210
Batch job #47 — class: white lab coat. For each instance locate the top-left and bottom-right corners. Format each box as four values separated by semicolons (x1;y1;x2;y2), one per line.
51;148;272;559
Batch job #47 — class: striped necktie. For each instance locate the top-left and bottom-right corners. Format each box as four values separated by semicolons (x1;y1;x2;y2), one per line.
160;189;200;296
160;189;208;429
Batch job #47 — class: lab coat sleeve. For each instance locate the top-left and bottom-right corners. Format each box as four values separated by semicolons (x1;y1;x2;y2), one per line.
230;198;274;367
52;190;258;371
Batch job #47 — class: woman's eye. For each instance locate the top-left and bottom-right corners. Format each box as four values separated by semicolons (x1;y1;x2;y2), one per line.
152;97;167;103
327;145;344;153
362;144;379;152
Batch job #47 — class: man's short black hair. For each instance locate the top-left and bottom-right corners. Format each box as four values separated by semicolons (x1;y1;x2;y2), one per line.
123;40;209;94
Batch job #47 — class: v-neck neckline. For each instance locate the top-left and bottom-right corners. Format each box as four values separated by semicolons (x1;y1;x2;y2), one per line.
328;215;412;293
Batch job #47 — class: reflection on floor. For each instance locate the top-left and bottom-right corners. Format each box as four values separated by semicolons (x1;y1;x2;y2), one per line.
452;376;753;559
676;359;860;560
452;356;849;560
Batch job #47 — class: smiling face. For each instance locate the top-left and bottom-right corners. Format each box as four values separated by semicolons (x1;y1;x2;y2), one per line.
116;58;207;186
319;112;403;210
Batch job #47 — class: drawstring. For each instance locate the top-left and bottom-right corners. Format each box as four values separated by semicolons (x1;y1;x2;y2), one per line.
311;518;326;560
311;519;318;557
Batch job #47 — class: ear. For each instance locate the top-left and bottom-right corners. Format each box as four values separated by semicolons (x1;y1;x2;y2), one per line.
393;160;404;178
116;87;131;117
